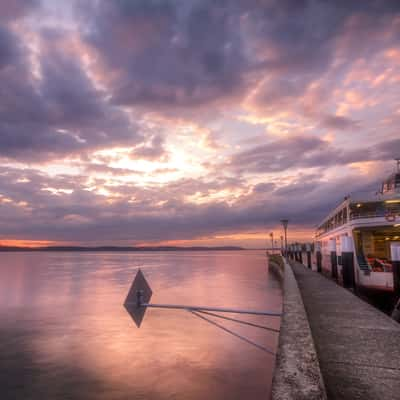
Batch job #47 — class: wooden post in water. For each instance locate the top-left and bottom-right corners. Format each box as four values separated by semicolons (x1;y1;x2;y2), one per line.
341;236;355;289
329;238;338;281
315;242;322;273
306;243;312;269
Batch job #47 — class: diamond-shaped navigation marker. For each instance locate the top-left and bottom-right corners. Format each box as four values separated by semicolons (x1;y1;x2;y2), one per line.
124;269;152;328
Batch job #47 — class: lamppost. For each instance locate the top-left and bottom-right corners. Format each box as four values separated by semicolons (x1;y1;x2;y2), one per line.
270;232;274;251
280;219;289;256
280;235;284;253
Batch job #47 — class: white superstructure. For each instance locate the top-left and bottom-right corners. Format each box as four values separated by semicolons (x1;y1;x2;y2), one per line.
315;160;400;292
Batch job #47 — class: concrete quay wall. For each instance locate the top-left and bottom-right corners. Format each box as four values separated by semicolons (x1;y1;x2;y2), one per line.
272;257;400;400
271;259;327;400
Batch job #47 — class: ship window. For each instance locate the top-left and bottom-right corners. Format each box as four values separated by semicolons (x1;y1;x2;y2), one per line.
395;174;400;188
349;201;400;219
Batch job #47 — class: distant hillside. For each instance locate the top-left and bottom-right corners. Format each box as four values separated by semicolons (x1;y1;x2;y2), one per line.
0;245;245;252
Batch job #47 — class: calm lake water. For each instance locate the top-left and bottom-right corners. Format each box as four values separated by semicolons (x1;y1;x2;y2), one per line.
0;250;282;399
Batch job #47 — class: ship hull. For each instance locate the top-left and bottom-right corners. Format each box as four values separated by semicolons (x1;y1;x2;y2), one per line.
315;219;398;293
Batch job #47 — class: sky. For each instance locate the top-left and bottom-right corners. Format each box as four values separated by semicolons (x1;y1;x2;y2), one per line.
0;0;400;248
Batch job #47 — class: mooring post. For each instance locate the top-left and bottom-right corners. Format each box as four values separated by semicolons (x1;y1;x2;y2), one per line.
306;243;312;269
392;298;400;322
391;243;400;297
390;244;400;322
298;244;303;265
341;236;355;289
329;238;338;280
315;242;322;273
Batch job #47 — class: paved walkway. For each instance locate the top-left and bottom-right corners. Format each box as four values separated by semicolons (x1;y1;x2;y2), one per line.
290;261;400;400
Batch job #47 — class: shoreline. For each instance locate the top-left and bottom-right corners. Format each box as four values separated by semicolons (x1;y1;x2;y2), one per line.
0;246;247;253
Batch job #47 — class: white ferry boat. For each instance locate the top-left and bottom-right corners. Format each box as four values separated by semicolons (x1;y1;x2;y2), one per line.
315;160;400;293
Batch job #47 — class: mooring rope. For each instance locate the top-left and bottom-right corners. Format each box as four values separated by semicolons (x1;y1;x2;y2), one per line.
189;310;276;355
194;309;280;333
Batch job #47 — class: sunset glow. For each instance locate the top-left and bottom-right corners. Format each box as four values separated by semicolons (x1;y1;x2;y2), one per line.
1;1;400;247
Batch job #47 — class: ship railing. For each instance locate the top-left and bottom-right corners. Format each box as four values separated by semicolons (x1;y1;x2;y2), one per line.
350;207;400;220
350;211;386;220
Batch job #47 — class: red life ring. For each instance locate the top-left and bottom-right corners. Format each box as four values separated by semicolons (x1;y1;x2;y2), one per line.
385;213;396;222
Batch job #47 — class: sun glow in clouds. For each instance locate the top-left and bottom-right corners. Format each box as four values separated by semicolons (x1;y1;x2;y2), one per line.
0;1;399;246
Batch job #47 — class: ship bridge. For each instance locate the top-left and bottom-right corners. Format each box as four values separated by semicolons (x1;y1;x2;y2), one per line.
381;158;400;194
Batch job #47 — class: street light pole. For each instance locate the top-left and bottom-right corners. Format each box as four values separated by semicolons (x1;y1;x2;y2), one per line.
280;219;289;257
270;232;274;252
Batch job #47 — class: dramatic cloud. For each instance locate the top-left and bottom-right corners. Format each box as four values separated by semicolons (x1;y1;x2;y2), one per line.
0;27;143;161
0;0;399;246
81;0;249;109
130;134;169;161
320;115;359;130
229;136;400;174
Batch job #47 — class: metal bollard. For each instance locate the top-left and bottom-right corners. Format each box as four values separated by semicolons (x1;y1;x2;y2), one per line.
306;243;312;269
391;244;400;297
392;298;400;323
329;238;338;280
315;242;322;273
298;244;303;265
341;236;355;289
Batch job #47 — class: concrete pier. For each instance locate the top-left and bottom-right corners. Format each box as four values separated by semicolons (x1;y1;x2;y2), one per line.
290;261;400;400
271;259;327;400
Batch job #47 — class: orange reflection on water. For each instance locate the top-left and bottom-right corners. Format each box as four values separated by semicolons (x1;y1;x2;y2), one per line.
0;251;281;400
0;239;55;247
